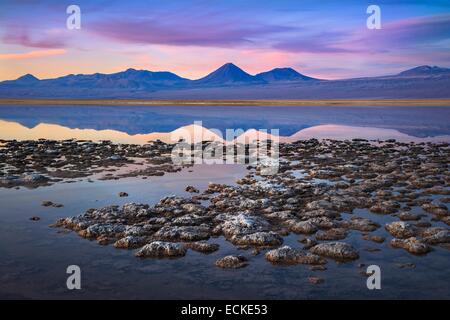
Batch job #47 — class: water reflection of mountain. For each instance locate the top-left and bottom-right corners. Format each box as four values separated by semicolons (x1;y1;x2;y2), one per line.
0;105;449;137
1;120;449;144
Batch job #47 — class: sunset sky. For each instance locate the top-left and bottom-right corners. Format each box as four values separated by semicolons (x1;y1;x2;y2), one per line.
0;0;449;81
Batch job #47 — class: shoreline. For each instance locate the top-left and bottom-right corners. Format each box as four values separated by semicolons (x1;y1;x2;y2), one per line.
1;98;450;107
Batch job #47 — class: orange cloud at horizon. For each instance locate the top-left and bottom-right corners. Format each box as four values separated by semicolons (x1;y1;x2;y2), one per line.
0;49;67;60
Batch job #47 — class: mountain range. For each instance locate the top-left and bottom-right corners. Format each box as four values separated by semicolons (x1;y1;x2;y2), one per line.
1;63;449;99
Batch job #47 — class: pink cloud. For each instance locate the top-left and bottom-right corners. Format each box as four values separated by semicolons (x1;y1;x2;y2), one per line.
0;49;66;60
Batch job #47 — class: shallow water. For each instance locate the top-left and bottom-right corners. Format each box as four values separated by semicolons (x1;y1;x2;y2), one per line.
0;105;449;299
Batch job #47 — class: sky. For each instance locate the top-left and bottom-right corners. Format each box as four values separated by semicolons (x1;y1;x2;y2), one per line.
0;0;449;81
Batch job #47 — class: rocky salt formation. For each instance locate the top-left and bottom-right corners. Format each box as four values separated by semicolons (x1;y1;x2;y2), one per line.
135;241;187;258
422;200;449;216
310;242;359;261
385;221;418;239
215;255;248;268
0;139;184;187
114;236;147;249
0;173;51;188
185;186;199;193
398;212;421;221
184;241;219;253
50;138;449;271
342;217;380;232
230;231;283;247
362;234;385;243
390;238;431;254
370;201;400;214
421;228;450;245
265;246;326;265
283;219;318;234
153;225;211;242
315;228;348;241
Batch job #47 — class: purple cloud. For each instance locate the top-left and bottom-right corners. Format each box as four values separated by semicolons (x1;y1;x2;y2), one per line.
352;14;450;51
272;14;450;54
90;16;292;47
3;27;66;49
273;31;357;54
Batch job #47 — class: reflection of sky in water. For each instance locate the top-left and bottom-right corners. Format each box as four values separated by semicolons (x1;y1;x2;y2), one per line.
0;105;449;137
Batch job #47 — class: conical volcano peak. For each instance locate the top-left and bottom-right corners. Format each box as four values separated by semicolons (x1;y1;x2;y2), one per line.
196;63;261;85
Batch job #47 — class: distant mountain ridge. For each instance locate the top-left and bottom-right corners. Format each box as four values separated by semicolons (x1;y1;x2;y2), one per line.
2;62;318;88
0;63;449;99
256;67;317;82
397;65;450;77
